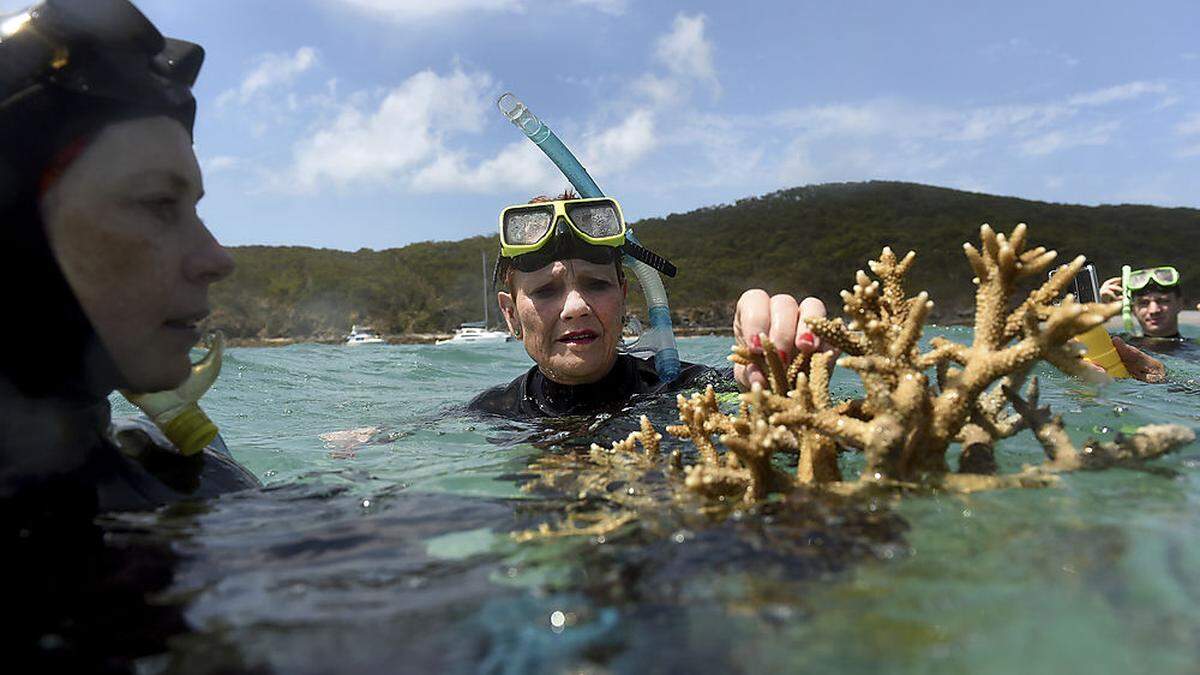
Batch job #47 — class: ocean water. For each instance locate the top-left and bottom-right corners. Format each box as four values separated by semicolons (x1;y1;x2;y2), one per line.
108;329;1200;674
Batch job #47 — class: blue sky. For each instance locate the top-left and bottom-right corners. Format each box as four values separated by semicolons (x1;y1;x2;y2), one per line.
12;0;1199;249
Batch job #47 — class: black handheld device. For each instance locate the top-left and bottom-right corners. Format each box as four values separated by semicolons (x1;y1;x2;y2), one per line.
1050;263;1100;304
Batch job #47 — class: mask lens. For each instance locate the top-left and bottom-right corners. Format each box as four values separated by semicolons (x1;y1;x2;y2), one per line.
503;206;554;246
1127;269;1151;289
566;201;622;238
1153;267;1178;286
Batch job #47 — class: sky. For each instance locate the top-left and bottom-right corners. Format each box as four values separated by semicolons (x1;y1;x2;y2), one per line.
9;0;1199;250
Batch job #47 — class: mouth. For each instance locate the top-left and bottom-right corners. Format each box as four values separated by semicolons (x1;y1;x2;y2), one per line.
163;311;208;336
557;329;599;345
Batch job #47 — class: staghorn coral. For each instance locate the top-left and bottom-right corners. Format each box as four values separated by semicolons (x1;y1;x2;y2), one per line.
625;224;1193;505
516;224;1195;541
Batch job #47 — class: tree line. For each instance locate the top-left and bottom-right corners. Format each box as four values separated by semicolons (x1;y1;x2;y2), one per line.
208;181;1200;338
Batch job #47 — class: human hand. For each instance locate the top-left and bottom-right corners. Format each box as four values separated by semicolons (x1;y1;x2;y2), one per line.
1099;276;1123;302
733;290;828;390
1112;336;1166;383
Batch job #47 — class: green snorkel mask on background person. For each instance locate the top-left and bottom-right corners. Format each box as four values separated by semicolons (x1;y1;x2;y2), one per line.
1122;265;1180;334
494;195;676;283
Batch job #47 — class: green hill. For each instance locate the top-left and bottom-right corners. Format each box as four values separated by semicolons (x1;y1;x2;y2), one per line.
208;181;1200;338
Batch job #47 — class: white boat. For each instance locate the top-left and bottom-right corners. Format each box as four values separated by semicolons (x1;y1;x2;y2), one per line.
436;321;512;345
436;251;514;346
345;324;385;345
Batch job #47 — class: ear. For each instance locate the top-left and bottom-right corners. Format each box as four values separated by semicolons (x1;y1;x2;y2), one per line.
497;291;519;334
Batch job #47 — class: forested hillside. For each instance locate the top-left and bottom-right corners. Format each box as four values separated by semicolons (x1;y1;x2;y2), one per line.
208;181;1200;338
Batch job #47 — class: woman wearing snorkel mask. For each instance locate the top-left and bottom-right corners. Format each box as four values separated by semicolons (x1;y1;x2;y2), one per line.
0;0;259;515
469;191;830;417
469;192;717;417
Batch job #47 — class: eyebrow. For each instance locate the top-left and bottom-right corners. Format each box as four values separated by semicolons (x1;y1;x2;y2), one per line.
123;169;199;194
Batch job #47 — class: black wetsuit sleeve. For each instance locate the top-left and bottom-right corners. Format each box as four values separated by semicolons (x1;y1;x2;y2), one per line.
467;369;534;417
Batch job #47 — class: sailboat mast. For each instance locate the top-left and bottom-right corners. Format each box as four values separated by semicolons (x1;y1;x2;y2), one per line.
481;250;488;327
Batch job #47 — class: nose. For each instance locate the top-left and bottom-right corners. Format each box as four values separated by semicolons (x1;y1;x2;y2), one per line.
185;220;236;285
560;287;591;321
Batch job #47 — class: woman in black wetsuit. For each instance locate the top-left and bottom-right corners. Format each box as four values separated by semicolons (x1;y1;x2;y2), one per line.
2;1;262;664
0;0;259;517
469;192;832;417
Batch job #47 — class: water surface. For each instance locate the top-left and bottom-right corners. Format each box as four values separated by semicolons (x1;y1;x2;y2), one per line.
110;330;1200;674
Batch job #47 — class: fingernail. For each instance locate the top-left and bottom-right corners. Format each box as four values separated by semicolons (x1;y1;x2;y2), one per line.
750;334;762;350
778;349;789;363
797;331;817;352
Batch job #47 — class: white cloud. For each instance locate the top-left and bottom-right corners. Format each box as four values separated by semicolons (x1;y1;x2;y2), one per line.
1017;121;1119;156
631;74;683;107
1176;113;1200;136
288;67;493;191
768;80;1166;156
329;0;523;21
654;13;719;97
410;141;558;193
980;37;1079;68
771;100;1069;144
581;109;657;174
1067;81;1167;106
201;156;241;175
570;0;629;15
218;47;318;107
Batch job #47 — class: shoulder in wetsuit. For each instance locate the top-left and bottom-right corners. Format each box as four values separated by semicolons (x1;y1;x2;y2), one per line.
468;353;728;418
1122;334;1200;361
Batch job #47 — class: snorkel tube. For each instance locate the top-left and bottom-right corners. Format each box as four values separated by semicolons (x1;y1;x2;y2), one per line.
122;333;224;455
498;93;681;383
1121;264;1138;336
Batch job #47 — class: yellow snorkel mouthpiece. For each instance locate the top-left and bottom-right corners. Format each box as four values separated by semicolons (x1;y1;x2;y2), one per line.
122;332;224;456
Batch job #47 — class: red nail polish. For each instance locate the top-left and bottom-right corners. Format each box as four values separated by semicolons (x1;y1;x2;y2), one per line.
778;349;789;363
750;334;762;350
798;331;817;352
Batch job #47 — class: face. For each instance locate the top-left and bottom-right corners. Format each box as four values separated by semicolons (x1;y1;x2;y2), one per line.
498;259;627;385
40;116;234;393
1133;289;1182;337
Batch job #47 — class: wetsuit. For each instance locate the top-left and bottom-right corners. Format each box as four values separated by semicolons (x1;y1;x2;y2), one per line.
469;353;727;418
1124;334;1200;361
0;6;259;666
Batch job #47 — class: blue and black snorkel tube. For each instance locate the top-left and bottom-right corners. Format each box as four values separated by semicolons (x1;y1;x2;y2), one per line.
497;93;681;383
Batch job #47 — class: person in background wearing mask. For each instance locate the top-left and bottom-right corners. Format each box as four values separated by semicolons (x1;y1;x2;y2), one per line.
1101;266;1197;361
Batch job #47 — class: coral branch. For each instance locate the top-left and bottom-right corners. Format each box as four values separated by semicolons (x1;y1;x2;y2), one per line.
580;223;1196;525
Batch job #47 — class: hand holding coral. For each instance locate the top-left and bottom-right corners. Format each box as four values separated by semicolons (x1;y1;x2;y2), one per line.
733;290;827;390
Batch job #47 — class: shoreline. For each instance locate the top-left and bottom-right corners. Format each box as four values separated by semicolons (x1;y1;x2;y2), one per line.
224;311;1200;348
225;326;738;348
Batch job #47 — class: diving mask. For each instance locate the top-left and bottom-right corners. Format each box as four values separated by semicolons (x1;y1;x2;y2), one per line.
1125;266;1179;291
0;1;203;110
498;197;676;277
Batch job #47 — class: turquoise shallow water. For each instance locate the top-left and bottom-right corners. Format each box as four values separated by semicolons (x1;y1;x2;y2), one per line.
109;330;1200;674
